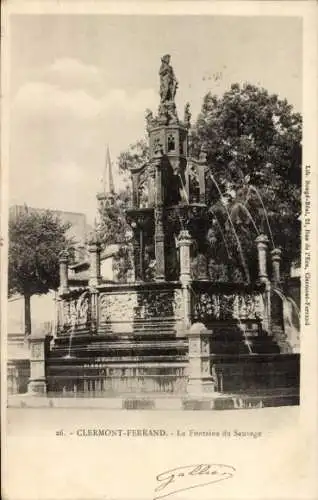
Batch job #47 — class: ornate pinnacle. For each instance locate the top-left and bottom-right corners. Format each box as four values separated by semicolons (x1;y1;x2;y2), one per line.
199;143;208;164
59;249;69;262
87;229;101;247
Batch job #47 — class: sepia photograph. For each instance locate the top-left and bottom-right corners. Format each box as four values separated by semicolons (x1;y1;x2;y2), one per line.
2;2;317;500
7;11;302;406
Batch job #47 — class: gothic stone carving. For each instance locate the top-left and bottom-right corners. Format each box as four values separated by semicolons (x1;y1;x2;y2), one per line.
31;343;42;359
201;337;210;354
192;291;264;322
99;292;138;323
61;292;90;330
173;289;184;319
189;337;201;355
134;290;176;319
201;359;210;374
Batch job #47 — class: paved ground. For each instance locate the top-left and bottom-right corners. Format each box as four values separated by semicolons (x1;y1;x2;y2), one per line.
7;388;299;410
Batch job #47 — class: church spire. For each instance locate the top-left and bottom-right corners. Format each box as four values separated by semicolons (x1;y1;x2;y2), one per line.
103;145;114;194
97;145;115;210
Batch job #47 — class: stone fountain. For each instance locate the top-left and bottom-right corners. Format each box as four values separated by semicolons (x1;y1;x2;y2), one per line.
32;55;299;405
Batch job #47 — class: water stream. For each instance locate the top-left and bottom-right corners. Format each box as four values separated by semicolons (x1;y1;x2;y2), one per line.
178;173;190;204
244;185;275;248
189;284;254;355
272;288;300;350
210;210;232;260
272;288;299;316
64;320;76;360
231;202;260;235
208;172;250;283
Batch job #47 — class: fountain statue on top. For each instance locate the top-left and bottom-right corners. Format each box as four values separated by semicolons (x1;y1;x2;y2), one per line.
158;54;179;125
160;54;178;102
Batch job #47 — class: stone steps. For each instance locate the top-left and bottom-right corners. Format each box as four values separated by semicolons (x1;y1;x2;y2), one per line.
205;322;281;355
98;319;178;336
48;356;188;366
50;345;188;359
50;334;188;362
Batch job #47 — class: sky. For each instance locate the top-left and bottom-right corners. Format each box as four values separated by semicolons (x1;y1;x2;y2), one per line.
9;14;302;223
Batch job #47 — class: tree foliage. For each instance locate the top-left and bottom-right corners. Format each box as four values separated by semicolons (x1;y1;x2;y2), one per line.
97;189;132;247
118;138;151;207
8;209;72;335
190;83;301;280
117;138;149;174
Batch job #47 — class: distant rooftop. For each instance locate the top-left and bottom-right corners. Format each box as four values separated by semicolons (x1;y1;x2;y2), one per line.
10;205;90;246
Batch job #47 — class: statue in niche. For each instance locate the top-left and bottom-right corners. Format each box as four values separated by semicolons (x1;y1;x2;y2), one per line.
147;164;156;207
153;137;163;156
191;253;208;280
159;54;178;103
167;134;175;152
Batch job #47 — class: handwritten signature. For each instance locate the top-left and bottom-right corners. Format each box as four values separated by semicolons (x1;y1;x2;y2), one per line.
154;463;236;499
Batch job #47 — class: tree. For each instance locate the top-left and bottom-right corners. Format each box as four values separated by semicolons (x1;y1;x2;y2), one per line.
98;139;153;282
8;209;72;336
118;138;149;175
190;83;302;281
97;187;134;282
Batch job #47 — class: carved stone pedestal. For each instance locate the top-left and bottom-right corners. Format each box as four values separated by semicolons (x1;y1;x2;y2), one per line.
28;330;52;395
186;322;216;395
28;379;47;395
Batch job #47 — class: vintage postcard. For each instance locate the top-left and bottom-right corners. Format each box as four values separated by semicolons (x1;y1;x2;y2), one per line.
1;1;317;499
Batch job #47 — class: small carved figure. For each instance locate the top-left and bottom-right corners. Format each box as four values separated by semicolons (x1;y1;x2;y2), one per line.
199;146;208;164
159;54;178;103
184;102;191;127
77;292;89;325
145;109;155;131
153;137;163;156
157;103;167;125
166;102;178;124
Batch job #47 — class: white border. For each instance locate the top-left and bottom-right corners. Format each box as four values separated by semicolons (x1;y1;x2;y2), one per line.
1;3;317;499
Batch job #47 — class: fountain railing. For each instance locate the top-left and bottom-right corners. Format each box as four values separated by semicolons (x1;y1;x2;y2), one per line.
56;281;185;337
189;280;266;324
56;279;268;337
48;276;298;398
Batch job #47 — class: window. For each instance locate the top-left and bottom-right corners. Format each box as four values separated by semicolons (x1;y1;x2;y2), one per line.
167;134;175;152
